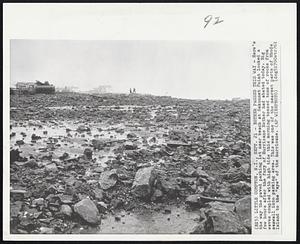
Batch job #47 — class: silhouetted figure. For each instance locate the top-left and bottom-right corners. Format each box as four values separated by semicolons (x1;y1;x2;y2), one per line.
130;88;132;94
133;88;136;93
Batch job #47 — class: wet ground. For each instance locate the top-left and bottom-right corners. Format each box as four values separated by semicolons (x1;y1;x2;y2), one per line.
10;93;251;234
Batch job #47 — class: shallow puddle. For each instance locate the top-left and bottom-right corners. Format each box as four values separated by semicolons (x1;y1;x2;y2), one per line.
10;116;168;167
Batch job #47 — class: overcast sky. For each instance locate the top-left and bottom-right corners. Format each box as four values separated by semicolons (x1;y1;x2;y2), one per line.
10;40;250;100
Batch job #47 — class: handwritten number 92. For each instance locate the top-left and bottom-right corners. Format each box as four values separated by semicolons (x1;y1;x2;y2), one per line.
204;15;224;28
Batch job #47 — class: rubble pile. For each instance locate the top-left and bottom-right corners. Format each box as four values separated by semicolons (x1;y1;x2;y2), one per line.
10;93;251;234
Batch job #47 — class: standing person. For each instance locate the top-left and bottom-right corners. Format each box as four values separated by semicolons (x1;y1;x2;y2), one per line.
133;88;136;93
130;88;132;94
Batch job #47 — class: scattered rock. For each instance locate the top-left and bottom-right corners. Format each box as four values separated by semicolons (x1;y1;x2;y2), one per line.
151;189;164;202
31;134;41;141
124;141;138;150
91;139;103;150
77;125;90;133
83;148;93;159
60;204;73;217
93;189;104;200
234;195;251;229
73;198;100;224
132;167;156;199
99;170;118;190
164;208;171;214
186;194;202;207
127;132;137;139
202;209;248;234
45;163;58;172
59;195;73;204
10;201;23;218
10;149;27;163
166;140;189;148
230;181;251;195
159;178;180;198
10;93;251;234
40;227;54;234
31;198;45;207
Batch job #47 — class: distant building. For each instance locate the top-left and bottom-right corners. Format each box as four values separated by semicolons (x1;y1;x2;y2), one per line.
15;81;55;94
15;82;36;94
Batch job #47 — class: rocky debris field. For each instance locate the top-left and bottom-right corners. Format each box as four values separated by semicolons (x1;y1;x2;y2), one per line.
10;93;251;234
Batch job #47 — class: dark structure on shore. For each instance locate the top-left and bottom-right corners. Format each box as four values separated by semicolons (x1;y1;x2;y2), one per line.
15;81;55;95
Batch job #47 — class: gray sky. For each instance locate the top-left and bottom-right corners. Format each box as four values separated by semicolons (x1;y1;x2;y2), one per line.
10;40;250;99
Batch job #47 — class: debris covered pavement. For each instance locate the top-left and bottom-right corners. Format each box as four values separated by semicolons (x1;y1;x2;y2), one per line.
10;93;251;234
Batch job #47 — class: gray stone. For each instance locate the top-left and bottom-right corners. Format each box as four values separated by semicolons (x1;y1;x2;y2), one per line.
186;194;202;205
40;227;54;234
151;189;164;202
10;201;23;218
92;139;103;150
25;159;38;168
132;167;156;198
160;178;180;198
74;198;100;224
83;148;93;159
166;140;189;148
180;165;196;177
59;195;73;204
60;204;73;217
45;163;58;172
31;198;45;207
93;189;104;200
235;195;251;229
99;169;118;190
230;181;251;195
97;201;108;213
127;132;137;138
124;141;138;150
195;167;210;178
204;209;248;234
77;125;90;133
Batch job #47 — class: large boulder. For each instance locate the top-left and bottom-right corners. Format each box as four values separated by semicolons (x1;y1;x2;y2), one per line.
204;208;248;234
235;195;251;229
191;200;249;234
132;167;156;199
74;198;100;224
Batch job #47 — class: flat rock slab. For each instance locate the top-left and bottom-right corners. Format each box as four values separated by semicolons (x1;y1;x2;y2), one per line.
74;198;100;225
